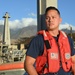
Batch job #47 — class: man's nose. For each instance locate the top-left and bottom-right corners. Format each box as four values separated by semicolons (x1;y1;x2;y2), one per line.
48;18;51;22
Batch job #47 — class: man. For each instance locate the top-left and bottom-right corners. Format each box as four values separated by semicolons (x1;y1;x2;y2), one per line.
24;6;75;75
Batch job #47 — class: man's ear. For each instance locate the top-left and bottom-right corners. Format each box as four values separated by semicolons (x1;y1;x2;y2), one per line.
59;18;62;24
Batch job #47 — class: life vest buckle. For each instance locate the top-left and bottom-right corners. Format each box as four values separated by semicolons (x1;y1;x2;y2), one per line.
45;63;48;68
54;73;58;75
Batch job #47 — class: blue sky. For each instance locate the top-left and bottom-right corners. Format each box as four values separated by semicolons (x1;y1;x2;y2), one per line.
0;0;75;30
58;0;75;29
0;0;37;20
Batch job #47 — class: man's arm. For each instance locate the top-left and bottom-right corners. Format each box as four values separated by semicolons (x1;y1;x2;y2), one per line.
72;55;75;75
24;56;38;75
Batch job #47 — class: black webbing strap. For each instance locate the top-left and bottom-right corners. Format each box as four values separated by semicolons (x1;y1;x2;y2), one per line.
44;40;51;49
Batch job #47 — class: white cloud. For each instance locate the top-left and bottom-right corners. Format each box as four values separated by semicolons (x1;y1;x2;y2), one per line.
59;23;75;30
0;20;4;25
0;18;37;29
28;13;36;17
0;18;75;31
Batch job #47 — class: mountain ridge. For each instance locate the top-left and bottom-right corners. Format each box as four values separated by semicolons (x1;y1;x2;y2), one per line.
0;25;37;39
0;25;75;40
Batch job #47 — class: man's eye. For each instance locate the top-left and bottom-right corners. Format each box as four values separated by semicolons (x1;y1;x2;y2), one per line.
46;17;49;19
52;16;55;19
46;17;48;19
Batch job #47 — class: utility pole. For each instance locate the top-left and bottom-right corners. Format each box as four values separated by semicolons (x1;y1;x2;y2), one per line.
69;25;72;38
37;0;57;31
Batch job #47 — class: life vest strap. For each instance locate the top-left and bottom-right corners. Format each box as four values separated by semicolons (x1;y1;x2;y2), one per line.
39;72;58;75
44;40;51;49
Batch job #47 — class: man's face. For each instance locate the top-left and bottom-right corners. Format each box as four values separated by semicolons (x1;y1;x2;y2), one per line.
45;10;62;31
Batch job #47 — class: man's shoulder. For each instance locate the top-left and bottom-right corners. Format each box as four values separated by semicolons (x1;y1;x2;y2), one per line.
32;34;44;41
67;35;73;42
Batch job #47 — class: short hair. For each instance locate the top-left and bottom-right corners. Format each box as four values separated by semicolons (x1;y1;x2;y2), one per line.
45;6;60;16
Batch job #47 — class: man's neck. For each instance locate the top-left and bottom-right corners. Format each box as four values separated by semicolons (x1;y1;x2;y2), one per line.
48;30;59;37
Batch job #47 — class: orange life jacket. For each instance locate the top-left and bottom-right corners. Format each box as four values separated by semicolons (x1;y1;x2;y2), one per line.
36;30;72;74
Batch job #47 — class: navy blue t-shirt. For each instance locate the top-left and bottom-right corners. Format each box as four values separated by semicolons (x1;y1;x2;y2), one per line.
26;35;75;75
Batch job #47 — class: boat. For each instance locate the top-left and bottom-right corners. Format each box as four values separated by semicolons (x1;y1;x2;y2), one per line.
0;48;26;75
0;61;25;75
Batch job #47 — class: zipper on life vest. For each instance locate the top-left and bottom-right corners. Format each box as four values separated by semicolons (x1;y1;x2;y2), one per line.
56;42;62;68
